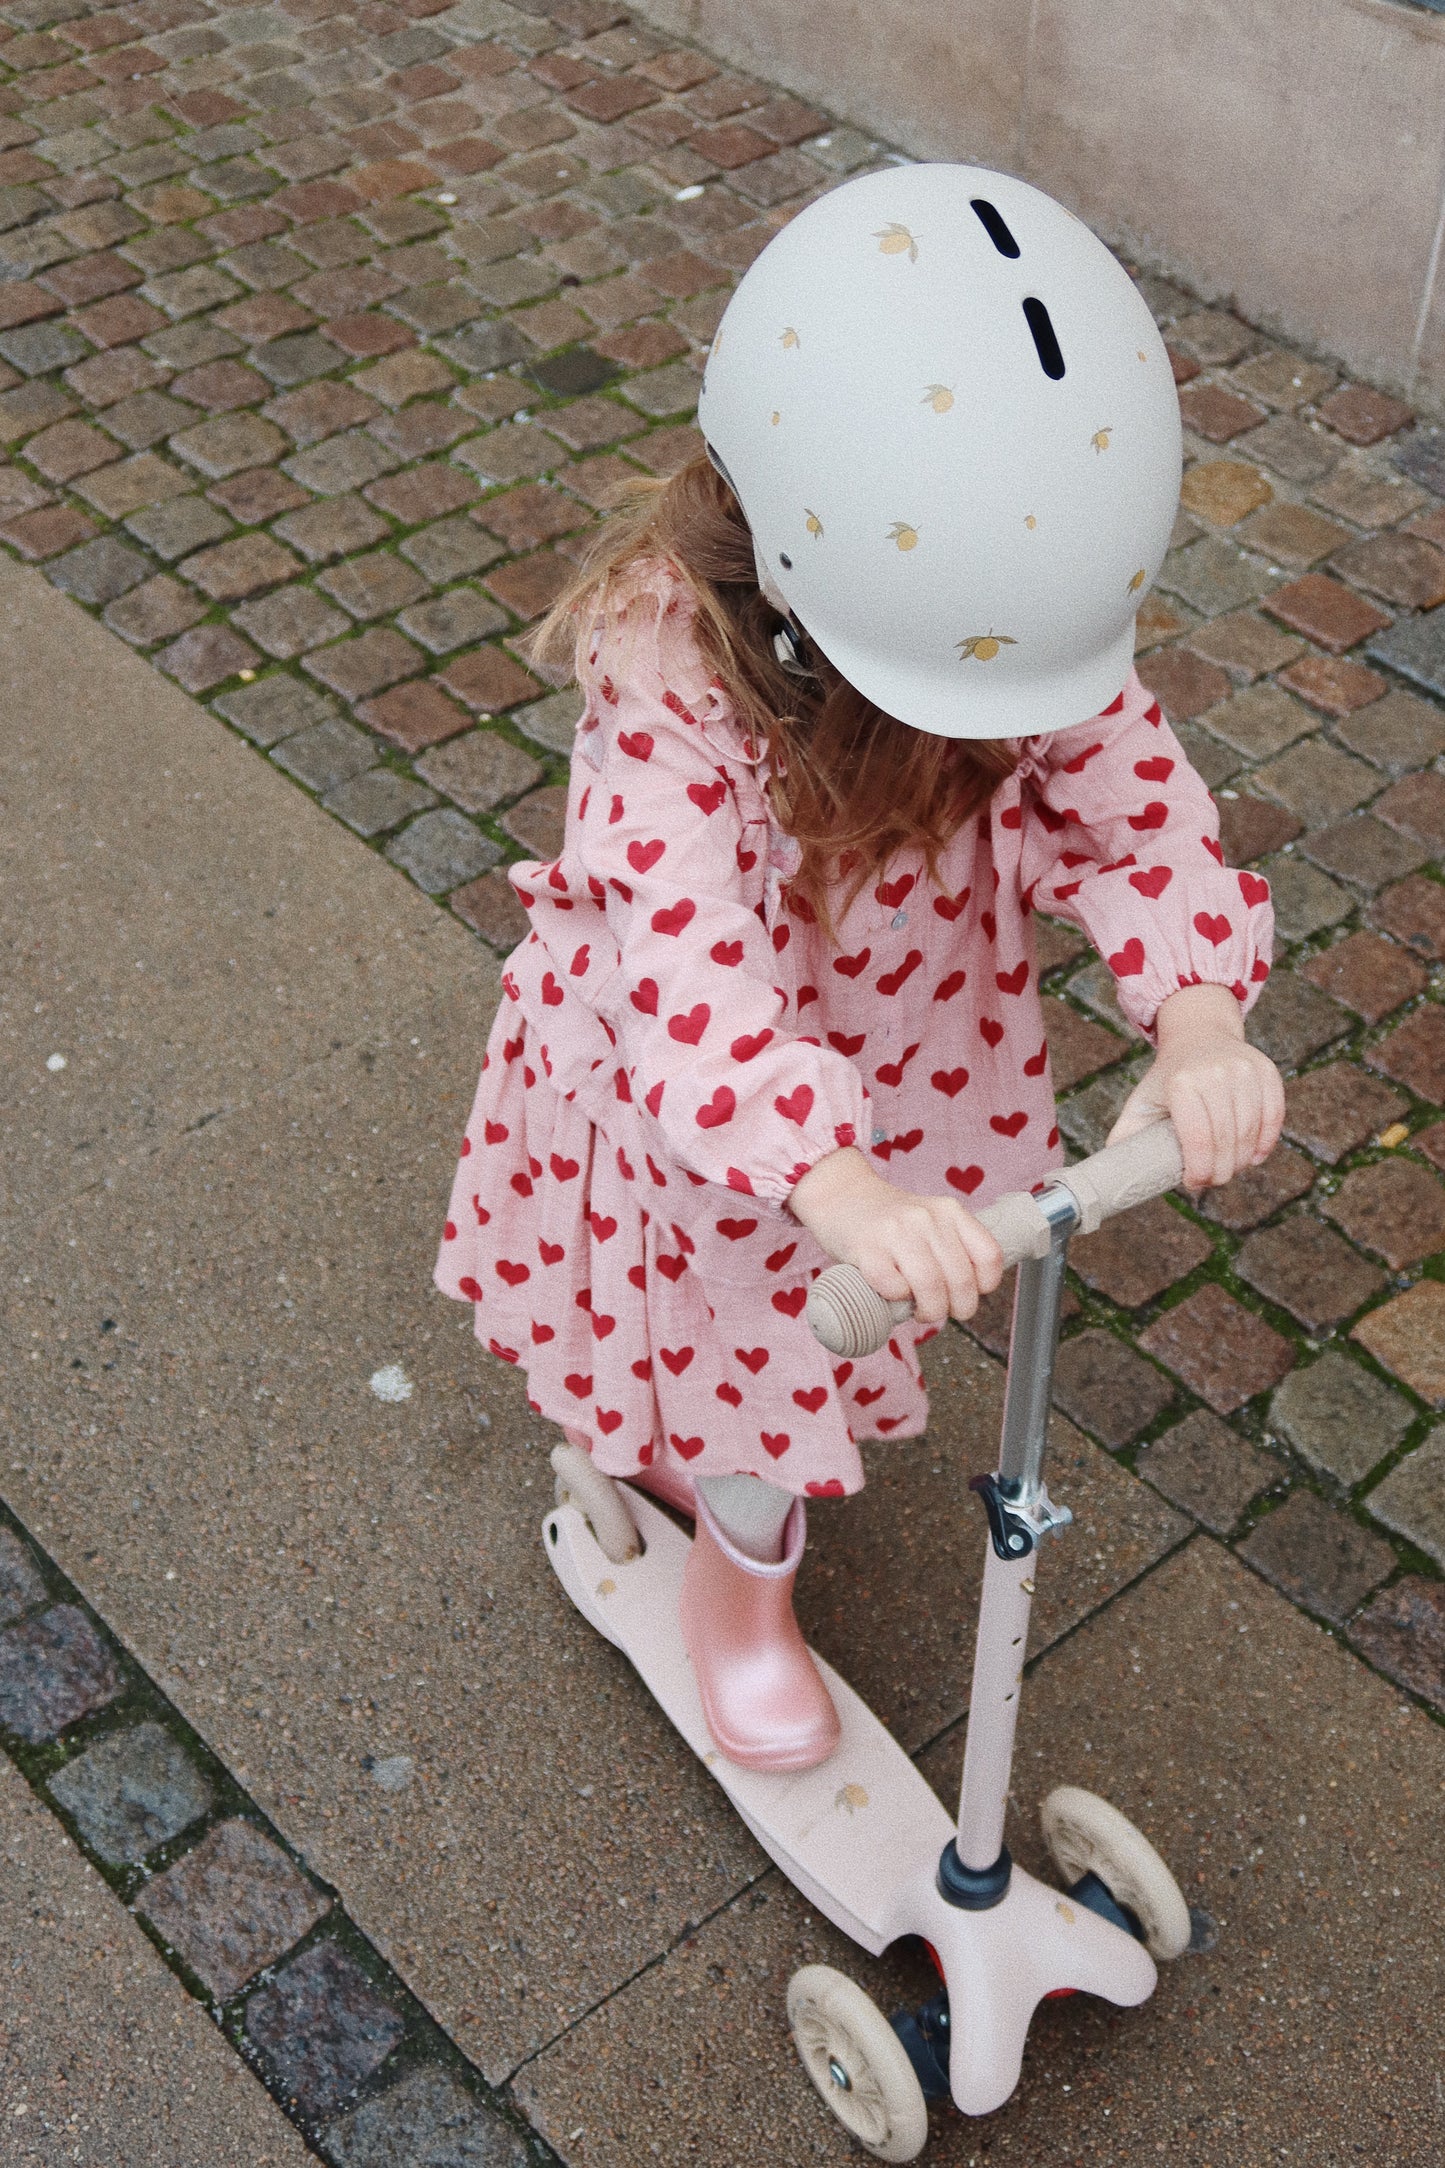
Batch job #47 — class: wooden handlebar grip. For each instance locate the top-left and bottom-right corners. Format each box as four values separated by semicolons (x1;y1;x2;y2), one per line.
805;1121;1184;1359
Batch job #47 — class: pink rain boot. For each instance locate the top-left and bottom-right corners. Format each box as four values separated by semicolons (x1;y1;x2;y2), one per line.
679;1491;840;1772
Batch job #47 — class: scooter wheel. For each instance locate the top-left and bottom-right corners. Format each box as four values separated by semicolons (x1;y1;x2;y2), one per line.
787;1964;929;2162
1041;1786;1191;1961
549;1445;640;1564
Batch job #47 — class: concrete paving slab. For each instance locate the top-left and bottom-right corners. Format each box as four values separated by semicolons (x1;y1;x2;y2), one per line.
0;554;487;1230
0;1750;310;2164
517;1541;1444;2166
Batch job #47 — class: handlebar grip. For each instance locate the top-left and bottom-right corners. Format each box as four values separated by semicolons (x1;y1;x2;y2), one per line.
805;1120;1184;1359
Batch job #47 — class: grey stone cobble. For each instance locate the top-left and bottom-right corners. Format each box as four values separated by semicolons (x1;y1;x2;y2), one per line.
0;1528;47;1627
1269;1351;1415;1487
47;1721;213;1865
0;1604;124;1742
324;767;439;836
1365;1428;1445;1567
244;1939;405;2121
1238;1491;1395;1622
385;806;501;892
1135;1409;1280;1534
272;715;381;793
323;2064;530;2167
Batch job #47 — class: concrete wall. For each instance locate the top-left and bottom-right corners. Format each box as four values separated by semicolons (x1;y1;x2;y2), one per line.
637;0;1445;413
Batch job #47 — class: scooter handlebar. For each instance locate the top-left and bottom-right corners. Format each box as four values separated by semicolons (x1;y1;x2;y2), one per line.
805;1119;1185;1359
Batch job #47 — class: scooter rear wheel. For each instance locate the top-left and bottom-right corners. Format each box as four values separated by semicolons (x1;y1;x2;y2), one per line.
787;1964;929;2162
1041;1786;1191;1961
549;1445;640;1564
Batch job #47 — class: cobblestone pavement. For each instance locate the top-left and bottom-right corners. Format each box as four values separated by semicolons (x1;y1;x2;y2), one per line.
2;0;1445;2155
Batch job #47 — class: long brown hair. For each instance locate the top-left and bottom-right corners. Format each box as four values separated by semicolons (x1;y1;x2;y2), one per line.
531;455;1016;930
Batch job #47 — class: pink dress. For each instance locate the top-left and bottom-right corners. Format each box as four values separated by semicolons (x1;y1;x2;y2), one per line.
435;566;1272;1498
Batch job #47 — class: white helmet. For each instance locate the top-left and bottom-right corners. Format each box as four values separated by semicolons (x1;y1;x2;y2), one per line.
697;163;1181;740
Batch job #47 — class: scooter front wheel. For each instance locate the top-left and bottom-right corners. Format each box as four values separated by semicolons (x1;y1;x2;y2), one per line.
549;1445;640;1564
1042;1786;1191;1961
787;1964;929;2162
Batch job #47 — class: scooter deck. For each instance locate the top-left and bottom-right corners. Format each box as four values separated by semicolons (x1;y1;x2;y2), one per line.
544;1488;952;1956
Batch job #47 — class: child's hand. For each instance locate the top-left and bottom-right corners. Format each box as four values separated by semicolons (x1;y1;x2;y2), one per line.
1108;983;1285;1190
790;1147;1004;1323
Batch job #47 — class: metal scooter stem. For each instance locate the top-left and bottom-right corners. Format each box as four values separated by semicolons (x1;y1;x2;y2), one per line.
954;1183;1080;1878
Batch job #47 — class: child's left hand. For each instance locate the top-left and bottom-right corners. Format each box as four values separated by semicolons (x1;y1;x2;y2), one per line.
1107;982;1285;1191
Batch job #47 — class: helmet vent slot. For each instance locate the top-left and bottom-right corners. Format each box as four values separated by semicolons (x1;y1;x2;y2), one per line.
1022;296;1065;380
970;198;1020;258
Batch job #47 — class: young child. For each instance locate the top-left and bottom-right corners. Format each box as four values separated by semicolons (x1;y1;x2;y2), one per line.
436;165;1284;1775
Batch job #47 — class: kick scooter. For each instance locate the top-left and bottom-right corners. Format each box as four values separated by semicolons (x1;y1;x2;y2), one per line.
544;1119;1193;2160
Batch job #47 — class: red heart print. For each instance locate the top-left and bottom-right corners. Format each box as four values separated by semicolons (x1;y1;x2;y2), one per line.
687;779;727;815
947;1164;984;1194
670;1433;705;1460
652;899;696;938
716;1382;743;1406
1062;741;1104;775
717;1217;757;1240
631;1356;652;1380
767;1242;797;1273
484;1119;508;1144
1143;699;1163;724
541;972;563;1006
630;979;658;1016
999;804;1022;829
876;872;916;909
596;1407;624;1434
588;1213;617;1242
737;1347;769;1373
531;1320;554;1343
731;1029;772;1062
645;1081;665;1117
539;1240;565;1265
996;960;1028;996
627;838;665;873
617;731;653;760
980;1018;1004;1048
890;1128;923;1154
668;1003;710;1045
793;1386;827;1413
711;938;743;966
934;888;970;921
458;1275;482;1301
511;1172;533;1199
1134;756;1174;783
771;1287;807;1318
646;1153;666;1185
591;1312;616;1339
564;1373;593;1399
1101;690;1126;715
772;923;790;953
990;1110;1028;1138
1203;836;1224;865
932;1068;969;1096
660;1346;694;1376
656;1253;688;1281
496;1259;530;1286
1194;911;1232;945
489;1339;518;1363
834;947;872;978
570;944;590;977
696;1086;736;1129
1253;957;1269;983
877;949;923;996
1109;938;1146;976
726;1167;755;1194
737;846;757;872
444;1220;457;1241
1023;1039;1048;1078
1128;801;1168;832
609;793;624;824
1129;866;1172;900
828;1030;866;1056
761;1430;791;1459
806;1479;846;1498
549;1154;579;1181
797;984;819;1009
981;910;997;943
934;970;966;1002
775;1084;814;1125
855;1385;886;1407
1239;871;1269;907
833;1362;853;1387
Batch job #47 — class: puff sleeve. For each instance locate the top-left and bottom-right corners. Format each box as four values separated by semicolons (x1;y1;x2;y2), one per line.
1016;669;1273;1035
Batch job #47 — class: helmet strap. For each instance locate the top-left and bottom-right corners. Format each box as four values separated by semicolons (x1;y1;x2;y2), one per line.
773;617;813;678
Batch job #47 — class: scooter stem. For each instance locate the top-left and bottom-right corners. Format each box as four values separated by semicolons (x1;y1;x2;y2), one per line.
954;1182;1079;1876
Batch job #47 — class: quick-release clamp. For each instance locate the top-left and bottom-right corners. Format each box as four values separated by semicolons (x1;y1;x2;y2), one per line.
969;1473;1074;1561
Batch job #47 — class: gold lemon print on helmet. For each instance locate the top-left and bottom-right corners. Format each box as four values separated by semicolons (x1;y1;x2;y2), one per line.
1024;514;1037;529
780;326;800;349
875;222;919;262
1128;567;1147;593
771;410;780;425
957;632;1017;662
922;384;954;413
888;522;919;551
805;509;824;538
1092;427;1113;453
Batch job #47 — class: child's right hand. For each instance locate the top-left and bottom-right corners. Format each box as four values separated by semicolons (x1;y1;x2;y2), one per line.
790;1147;1004;1325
